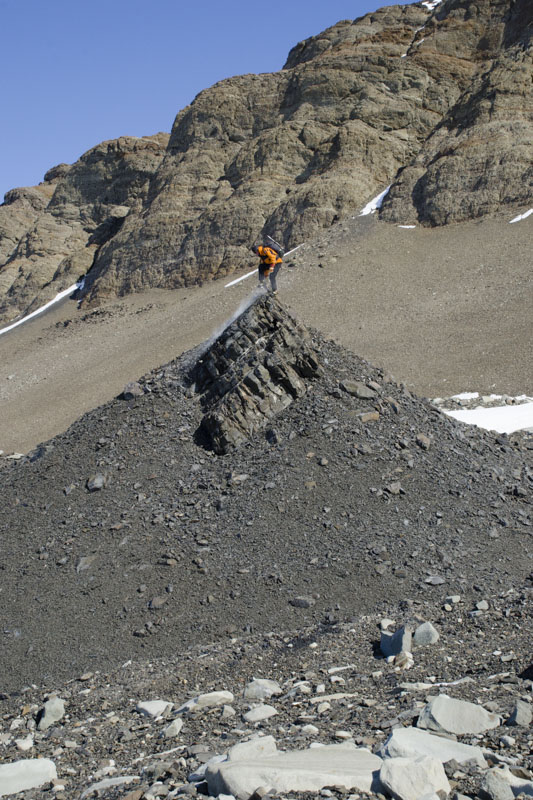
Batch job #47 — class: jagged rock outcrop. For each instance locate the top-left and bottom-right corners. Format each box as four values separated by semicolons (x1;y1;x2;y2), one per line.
0;134;168;322
192;295;322;453
1;0;532;321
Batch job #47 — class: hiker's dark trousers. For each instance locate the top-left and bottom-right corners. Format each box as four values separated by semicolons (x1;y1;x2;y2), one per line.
258;263;281;292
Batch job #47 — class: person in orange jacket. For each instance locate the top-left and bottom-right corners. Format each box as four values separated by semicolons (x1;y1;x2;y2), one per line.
252;244;283;294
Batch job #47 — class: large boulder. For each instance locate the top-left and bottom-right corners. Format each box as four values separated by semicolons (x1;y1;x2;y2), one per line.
205;739;383;799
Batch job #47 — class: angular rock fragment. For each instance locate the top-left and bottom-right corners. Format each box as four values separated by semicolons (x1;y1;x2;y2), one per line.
413;621;440;647
37;696;66;731
176;690;234;714
380;755;450;800
417;694;501;736
380;625;412;658
244;679;282;701
379;726;487;767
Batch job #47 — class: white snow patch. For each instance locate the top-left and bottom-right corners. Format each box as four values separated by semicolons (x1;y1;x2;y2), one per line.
398;225;416;229
509;209;533;223
445;402;533;434
0;282;81;337
450;391;479;401
422;0;442;9
359;186;391;216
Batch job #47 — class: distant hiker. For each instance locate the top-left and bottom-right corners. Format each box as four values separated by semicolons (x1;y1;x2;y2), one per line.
252;243;283;294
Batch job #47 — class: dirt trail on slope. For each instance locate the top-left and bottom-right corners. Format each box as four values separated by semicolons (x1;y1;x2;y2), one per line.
0;214;531;454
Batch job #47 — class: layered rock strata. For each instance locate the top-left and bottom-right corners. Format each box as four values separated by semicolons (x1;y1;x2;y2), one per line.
192;294;322;453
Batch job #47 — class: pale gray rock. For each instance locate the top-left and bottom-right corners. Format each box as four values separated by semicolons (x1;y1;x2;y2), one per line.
176;690;234;714
37;696;66;730
86;473;107;492
340;380;377;399
0;758;57;797
206;741;383;799
227;735;279;762
244;679;282;701
15;734;34;752
379;726;487;768
242;705;279;723
76;555;97;573
162;717;184;738
379;755;450;800
136;700;173;718
479;767;516;800
121;382;144;400
417;694;501;736
506;699;532;727
380;625;412;658
80;775;140;799
413;621;440;647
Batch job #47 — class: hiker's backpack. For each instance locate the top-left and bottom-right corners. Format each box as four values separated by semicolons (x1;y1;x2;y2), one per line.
263;235;285;258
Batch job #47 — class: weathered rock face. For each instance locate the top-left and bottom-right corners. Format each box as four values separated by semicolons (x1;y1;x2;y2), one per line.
382;0;533;224
191;294;322;453
0;134;168;322
1;0;532;320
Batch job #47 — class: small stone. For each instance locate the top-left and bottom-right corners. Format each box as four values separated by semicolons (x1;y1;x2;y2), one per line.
162;718;183;738
416;434;431;450
359;411;380;423
176;690;234;714
506;699;532;727
424;575;445;585
37;697;66;731
334;730;353;740
122;382;144;400
242;704;278;723
340;380;377;399
149;596;167;610
413;622;439;647
476;600;489;611
15;734;34;752
244;679;282;701
300;724;319;735
380;626;412;658
86;473;107;492
76;555;97;573
290;596;315;608
136;700;173;719
479;767;515;800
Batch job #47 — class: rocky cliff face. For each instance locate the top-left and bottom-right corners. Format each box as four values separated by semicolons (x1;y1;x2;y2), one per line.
0;134;168;322
1;0;531;322
381;0;533;224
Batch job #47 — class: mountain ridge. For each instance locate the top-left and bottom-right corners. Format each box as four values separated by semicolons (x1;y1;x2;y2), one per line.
1;0;532;323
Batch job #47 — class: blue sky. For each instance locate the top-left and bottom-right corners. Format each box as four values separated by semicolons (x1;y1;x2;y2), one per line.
1;0;414;200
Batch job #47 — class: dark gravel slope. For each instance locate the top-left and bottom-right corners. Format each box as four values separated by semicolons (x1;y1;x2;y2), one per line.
1;297;532;693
